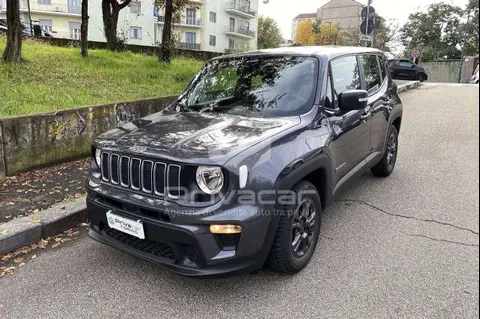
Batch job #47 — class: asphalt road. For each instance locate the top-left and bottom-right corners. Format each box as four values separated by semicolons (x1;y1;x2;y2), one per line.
1;83;479;319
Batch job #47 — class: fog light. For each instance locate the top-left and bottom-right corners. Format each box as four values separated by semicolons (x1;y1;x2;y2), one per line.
210;224;242;234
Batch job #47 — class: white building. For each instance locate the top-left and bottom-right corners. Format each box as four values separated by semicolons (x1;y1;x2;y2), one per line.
88;0;259;53
0;0;82;39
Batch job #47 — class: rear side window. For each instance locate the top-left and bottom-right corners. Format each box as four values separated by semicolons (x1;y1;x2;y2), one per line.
360;55;381;93
378;55;388;81
330;56;361;95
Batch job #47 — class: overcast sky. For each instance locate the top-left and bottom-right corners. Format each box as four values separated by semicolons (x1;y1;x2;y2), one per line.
258;0;469;40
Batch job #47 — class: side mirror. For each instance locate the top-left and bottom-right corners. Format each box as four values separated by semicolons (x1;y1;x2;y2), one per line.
338;90;368;111
411;64;416;68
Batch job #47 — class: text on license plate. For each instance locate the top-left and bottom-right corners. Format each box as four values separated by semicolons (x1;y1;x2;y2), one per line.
106;211;145;239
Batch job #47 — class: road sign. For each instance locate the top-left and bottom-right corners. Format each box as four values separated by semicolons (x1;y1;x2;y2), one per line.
361;6;376;18
360;19;375;34
411;49;421;59
359;34;373;42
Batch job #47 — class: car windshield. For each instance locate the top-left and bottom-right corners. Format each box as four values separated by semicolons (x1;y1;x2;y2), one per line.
178;55;319;117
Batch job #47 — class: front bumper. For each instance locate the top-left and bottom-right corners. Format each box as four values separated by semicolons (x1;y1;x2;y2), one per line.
86;187;277;277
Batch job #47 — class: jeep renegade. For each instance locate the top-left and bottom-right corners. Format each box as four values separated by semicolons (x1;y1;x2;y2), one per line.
87;46;403;277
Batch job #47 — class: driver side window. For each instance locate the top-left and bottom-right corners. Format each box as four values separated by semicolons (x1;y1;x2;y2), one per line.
399;61;413;68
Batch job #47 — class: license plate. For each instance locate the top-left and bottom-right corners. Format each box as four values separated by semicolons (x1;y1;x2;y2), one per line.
106;211;145;239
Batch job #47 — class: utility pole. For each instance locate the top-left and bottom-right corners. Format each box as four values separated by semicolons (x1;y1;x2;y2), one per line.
458;4;471;83
27;0;33;36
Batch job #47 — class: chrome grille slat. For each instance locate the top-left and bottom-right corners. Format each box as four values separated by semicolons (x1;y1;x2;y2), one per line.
167;164;181;199
99;152;180;199
110;154;120;185
154;163;166;196
130;158;141;191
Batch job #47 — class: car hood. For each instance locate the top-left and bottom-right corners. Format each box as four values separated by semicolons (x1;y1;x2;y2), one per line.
95;110;300;165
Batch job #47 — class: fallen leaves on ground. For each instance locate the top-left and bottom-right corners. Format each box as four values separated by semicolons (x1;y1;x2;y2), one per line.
0;222;89;279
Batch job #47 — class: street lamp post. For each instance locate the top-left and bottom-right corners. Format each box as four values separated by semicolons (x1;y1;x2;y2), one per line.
458;4;471;83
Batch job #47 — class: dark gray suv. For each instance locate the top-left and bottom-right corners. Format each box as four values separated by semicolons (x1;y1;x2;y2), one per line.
86;46;403;277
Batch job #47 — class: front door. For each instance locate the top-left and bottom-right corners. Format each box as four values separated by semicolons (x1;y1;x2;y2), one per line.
327;55;371;189
363;54;392;158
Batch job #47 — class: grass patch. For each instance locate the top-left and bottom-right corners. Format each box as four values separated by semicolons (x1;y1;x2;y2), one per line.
0;37;204;116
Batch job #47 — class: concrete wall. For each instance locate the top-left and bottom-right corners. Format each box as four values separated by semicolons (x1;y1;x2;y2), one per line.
0;96;177;179
420;57;477;83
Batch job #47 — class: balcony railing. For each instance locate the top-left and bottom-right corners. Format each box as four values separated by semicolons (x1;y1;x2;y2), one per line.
176;42;200;50
226;2;256;17
225;25;255;38
157;15;201;26
21;2;81;14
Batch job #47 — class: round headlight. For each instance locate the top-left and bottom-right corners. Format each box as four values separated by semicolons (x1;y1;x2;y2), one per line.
95;148;102;167
196;166;224;195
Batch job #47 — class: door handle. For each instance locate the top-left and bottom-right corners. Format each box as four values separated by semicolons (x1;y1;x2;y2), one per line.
359;112;371;121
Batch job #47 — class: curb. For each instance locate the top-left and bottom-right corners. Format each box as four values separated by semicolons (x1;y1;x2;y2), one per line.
0;197;87;254
397;81;421;93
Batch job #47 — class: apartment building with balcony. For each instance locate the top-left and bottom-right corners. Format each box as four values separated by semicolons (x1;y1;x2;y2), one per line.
0;0;81;39
87;0;258;54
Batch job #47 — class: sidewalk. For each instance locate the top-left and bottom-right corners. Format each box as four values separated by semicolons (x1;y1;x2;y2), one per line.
0;158;89;224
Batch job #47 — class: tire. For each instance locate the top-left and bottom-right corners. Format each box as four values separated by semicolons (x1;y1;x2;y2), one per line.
266;181;322;274
371;125;399;177
416;73;427;82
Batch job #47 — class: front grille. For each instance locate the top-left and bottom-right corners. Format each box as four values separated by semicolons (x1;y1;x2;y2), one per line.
104;227;176;261
100;152;181;198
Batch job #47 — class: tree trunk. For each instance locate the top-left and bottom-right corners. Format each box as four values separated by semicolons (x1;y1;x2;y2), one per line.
81;0;89;57
159;0;173;62
101;0;131;51
2;0;22;62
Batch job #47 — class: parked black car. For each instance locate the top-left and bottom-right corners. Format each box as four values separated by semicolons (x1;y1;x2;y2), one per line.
87;46;403;277
388;59;428;82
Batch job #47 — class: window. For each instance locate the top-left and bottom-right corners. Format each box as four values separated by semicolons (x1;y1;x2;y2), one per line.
39;20;52;33
378;55;388;81
360;55;381;93
69;22;81;40
130;26;142;39
182;56;318;117
186;8;196;25
324;75;337;109
330;56;361;95
209;35;216;46
228;39;235;50
209;11;216;23
399;60;414;68
38;0;51;5
185;32;196;44
130;1;141;14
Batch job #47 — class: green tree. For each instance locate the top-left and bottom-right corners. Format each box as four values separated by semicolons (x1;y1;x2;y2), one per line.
257;16;283;49
464;0;479;56
401;3;463;61
372;17;400;53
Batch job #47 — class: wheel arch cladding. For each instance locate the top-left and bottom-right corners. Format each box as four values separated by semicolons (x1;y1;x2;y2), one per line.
392;116;402;133
275;154;332;210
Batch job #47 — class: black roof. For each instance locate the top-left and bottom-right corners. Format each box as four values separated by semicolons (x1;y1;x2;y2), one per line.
216;46;384;61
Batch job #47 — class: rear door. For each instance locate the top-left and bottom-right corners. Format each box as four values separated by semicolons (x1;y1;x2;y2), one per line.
326;55;371;186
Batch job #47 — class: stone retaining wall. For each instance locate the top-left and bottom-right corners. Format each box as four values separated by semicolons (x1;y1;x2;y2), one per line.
0;95;176;178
